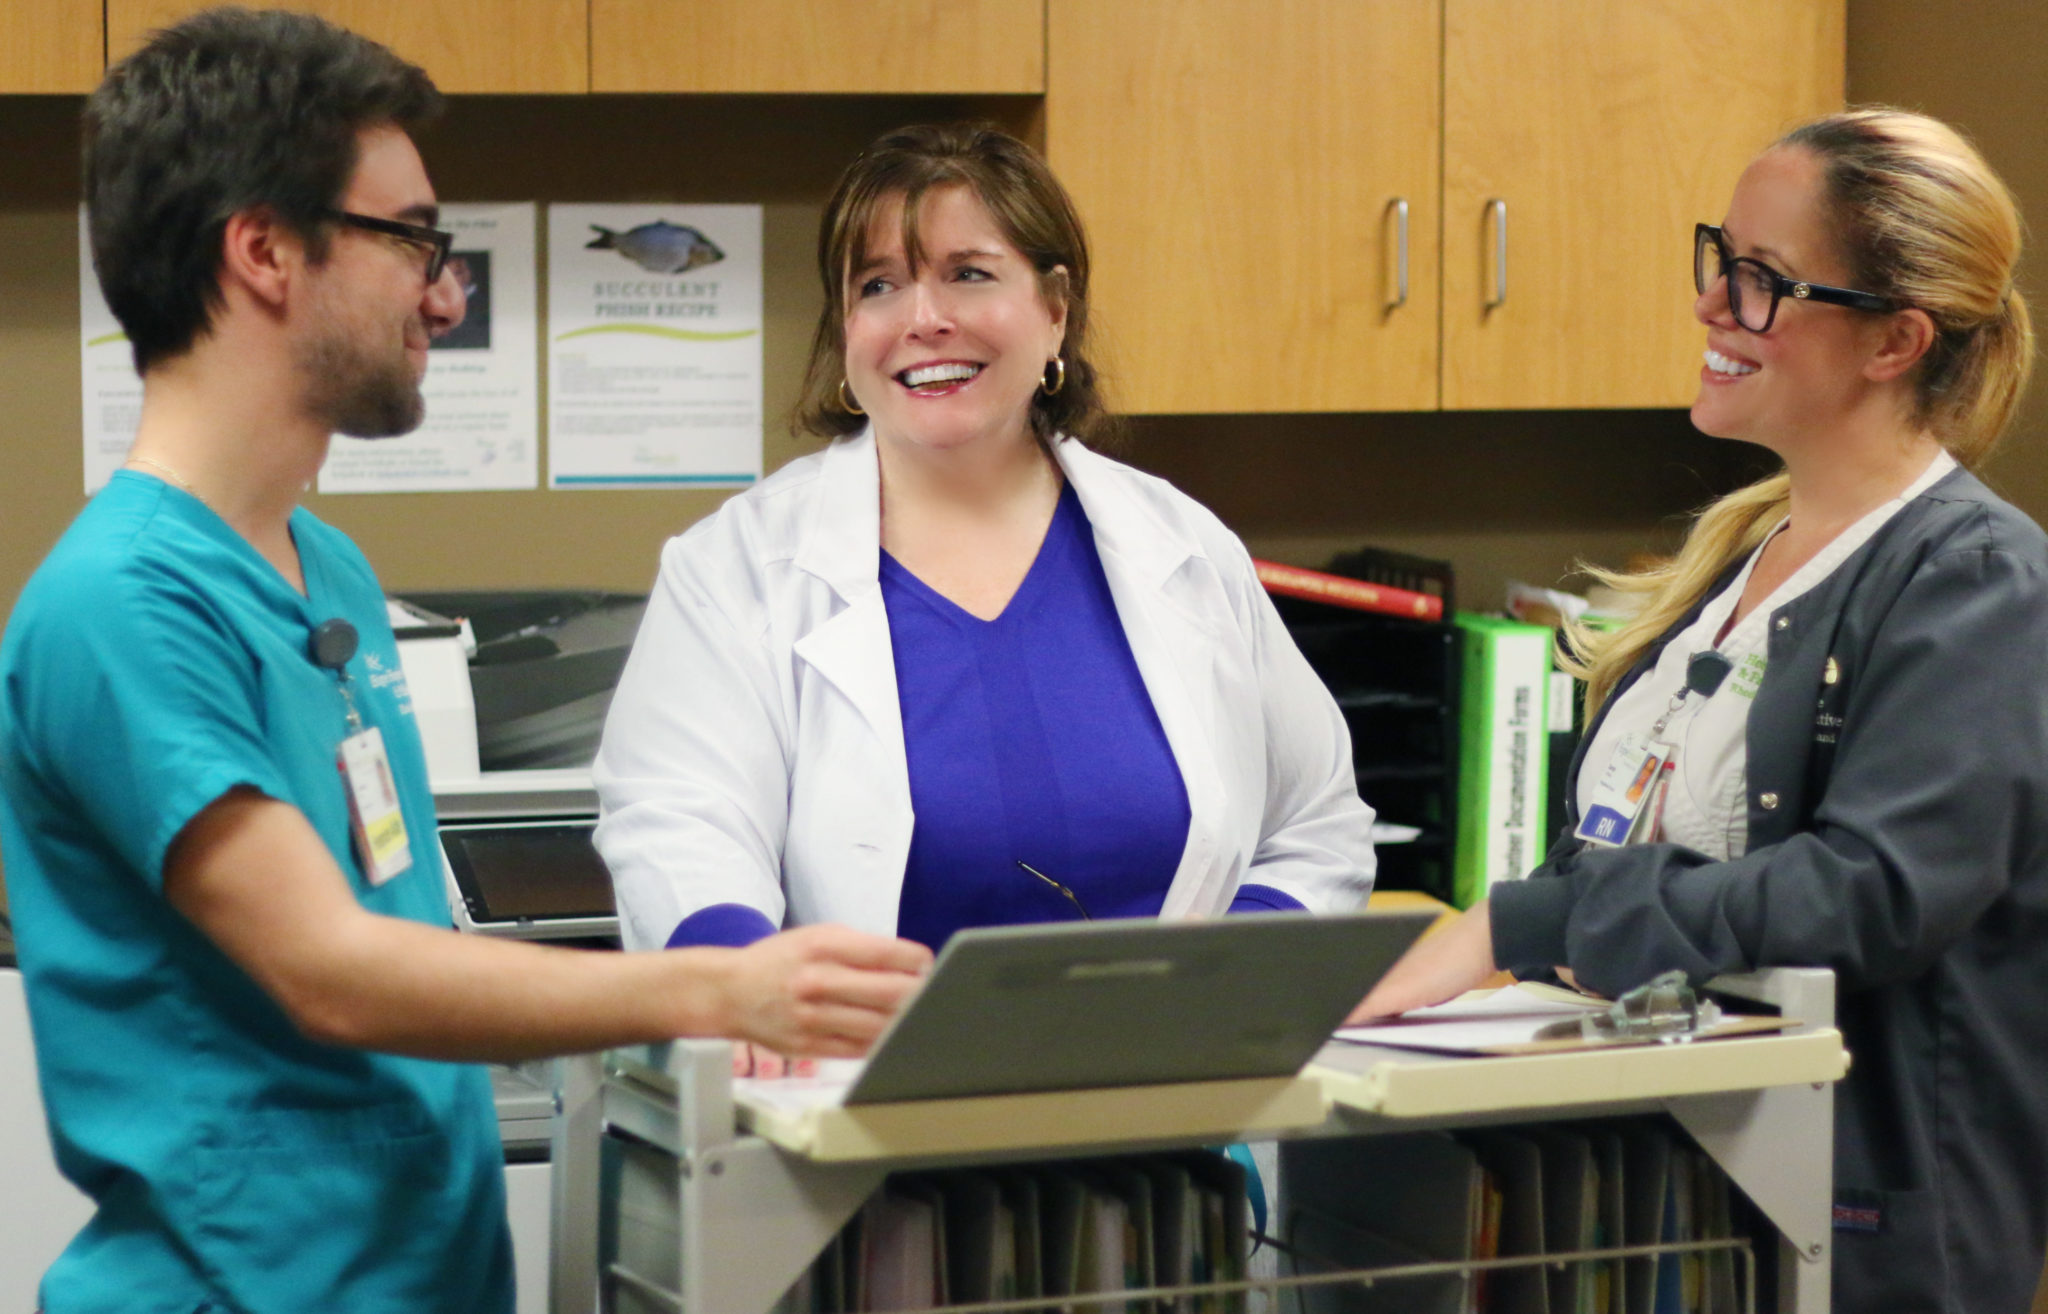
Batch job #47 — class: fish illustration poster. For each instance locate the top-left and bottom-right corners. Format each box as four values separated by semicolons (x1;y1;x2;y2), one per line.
320;202;541;492
546;203;764;489
77;202;541;495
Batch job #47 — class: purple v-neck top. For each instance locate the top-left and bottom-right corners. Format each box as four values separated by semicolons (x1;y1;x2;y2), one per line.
666;483;1300;952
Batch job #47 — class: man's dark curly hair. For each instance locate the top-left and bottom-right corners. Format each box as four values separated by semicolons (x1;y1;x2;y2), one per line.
84;7;440;372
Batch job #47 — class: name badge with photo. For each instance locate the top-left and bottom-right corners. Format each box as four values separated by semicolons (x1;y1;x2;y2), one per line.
1577;732;1674;848
338;726;412;885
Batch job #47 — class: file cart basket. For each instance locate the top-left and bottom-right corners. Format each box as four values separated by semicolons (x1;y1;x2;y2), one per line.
548;969;1844;1314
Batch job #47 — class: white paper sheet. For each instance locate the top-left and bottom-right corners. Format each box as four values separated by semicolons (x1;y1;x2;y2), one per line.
545;203;764;489
320;202;540;492
1333;982;1604;1053
77;206;142;495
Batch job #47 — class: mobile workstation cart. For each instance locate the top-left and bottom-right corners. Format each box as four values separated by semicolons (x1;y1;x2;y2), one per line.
546;968;1847;1314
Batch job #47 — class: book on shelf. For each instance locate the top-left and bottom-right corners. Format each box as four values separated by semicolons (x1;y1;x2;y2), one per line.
1252;558;1445;623
1451;614;1554;909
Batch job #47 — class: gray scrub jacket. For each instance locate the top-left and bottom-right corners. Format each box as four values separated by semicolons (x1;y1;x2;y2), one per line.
1492;465;2048;1314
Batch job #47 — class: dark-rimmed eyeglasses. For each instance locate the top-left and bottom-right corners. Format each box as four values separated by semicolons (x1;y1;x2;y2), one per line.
1694;223;1894;333
326;209;453;284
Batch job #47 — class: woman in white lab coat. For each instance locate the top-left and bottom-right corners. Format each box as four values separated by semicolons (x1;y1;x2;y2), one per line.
594;123;1375;965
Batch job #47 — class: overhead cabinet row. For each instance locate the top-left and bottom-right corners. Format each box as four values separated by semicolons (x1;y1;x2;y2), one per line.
2;0;1045;95
1049;0;1844;412
9;0;1842;413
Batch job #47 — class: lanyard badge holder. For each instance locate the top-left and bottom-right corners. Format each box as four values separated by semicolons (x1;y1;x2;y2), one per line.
311;619;412;885
1576;650;1734;848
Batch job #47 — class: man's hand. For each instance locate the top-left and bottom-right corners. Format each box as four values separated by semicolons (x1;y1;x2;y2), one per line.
1346;899;1500;1024
705;924;931;1059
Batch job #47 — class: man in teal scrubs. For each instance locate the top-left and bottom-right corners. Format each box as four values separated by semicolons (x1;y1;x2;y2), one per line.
0;11;930;1311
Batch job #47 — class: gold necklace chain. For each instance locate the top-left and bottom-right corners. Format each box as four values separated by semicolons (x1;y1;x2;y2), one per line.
125;455;212;510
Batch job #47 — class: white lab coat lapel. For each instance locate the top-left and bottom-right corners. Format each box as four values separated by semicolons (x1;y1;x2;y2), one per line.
1056;439;1233;918
788;433;913;926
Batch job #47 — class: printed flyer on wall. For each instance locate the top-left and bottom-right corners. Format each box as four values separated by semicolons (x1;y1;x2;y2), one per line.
545;203;764;490
76;206;141;495
78;202;543;495
319;202;541;493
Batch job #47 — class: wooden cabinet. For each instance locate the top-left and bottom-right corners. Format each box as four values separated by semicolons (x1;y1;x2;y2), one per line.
0;0;102;93
591;0;1043;94
1047;0;1441;415
72;0;1842;413
1050;0;1843;415
106;0;588;94
1441;0;1845;410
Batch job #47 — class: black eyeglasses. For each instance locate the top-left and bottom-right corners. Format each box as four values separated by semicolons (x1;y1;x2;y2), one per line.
327;209;453;284
1016;861;1091;921
1694;223;1894;333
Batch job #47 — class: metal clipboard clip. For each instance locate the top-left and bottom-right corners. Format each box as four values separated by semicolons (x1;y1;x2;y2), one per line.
1534;970;1722;1045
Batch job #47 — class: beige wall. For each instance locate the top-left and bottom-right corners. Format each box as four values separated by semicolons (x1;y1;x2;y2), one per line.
25;2;2044;898
0;94;1749;625
1847;0;2048;519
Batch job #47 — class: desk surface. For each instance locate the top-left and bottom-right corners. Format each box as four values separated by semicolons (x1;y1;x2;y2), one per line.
725;1024;1849;1163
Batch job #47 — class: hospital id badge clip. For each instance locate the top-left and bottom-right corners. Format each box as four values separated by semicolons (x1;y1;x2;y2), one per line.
339;726;412;885
1576;732;1674;847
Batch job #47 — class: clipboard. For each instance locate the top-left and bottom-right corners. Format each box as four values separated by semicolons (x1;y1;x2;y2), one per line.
1335;974;1798;1057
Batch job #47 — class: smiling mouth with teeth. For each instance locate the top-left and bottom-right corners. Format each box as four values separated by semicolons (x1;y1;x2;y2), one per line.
1705;348;1758;377
899;362;983;390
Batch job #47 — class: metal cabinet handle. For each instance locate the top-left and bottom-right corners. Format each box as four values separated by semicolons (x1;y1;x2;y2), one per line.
1485;198;1508;310
1385;197;1410;312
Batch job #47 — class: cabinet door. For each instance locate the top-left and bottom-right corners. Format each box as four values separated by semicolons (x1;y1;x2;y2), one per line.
107;1;588;94
592;0;1042;93
0;0;102;93
1441;0;1844;410
1048;0;1440;414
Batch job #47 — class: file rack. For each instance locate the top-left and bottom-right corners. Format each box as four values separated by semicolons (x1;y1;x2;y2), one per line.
547;968;1845;1314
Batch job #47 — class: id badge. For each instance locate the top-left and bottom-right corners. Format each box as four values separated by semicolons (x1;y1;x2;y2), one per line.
1576;732;1674;847
1634;756;1680;845
338;726;412;885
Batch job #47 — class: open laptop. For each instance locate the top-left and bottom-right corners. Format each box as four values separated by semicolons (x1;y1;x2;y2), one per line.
844;908;1436;1105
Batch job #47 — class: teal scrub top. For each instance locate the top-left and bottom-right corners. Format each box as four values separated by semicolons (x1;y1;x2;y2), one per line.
0;473;513;1313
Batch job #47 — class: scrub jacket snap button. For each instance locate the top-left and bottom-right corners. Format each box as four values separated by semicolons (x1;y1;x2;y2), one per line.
1760;791;1781;810
1774;616;1790;631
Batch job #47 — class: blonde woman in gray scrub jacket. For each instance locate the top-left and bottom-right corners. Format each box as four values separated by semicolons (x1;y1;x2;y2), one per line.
1358;110;2048;1314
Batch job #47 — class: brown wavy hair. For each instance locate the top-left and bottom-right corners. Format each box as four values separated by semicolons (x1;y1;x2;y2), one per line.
1565;109;2034;715
794;122;1116;448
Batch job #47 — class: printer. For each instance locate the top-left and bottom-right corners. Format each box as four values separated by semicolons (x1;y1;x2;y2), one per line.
390;590;644;949
392;588;646;1192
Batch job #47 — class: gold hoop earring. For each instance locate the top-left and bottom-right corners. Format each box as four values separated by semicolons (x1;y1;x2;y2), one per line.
837;379;865;416
1041;356;1066;397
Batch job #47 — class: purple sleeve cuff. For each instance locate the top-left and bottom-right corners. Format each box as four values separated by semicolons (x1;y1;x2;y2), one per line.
666;903;779;950
1227;884;1307;915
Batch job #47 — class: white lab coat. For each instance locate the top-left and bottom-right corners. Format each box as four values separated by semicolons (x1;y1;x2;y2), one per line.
593;430;1376;951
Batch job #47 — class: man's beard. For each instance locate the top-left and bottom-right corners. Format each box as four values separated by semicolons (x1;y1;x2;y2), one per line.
298;317;427;439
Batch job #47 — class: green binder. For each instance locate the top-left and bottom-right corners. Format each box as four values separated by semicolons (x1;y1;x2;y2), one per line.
1451;614;1554;909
